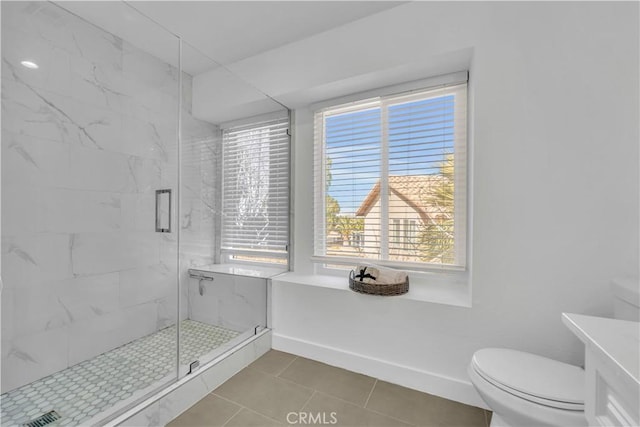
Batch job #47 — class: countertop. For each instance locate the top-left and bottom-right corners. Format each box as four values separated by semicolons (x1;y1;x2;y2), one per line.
562;313;640;385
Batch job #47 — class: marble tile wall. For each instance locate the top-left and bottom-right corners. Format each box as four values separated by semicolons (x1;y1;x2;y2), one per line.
1;1;219;393
178;93;221;319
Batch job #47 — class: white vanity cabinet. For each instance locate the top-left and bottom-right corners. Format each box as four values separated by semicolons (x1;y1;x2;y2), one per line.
563;313;640;427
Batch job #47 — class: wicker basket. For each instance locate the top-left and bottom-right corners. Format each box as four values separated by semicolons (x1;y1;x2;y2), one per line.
348;270;409;296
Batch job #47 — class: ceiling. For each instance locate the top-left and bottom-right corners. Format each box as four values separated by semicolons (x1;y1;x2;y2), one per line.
130;1;406;66
54;1;468;122
58;1;406;75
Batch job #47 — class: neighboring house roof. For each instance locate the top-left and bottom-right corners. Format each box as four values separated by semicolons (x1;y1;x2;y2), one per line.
355;175;450;224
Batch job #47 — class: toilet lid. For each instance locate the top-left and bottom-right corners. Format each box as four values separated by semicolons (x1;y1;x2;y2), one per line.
472;348;585;409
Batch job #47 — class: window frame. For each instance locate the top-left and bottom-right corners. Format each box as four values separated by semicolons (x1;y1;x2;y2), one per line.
312;75;468;273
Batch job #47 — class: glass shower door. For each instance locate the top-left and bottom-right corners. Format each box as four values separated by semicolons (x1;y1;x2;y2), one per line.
176;42;287;377
1;2;181;425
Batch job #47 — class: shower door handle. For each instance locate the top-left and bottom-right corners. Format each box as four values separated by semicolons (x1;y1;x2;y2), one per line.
155;189;172;233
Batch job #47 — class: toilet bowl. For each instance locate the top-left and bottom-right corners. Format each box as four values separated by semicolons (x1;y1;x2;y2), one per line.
468;348;587;426
469;277;639;427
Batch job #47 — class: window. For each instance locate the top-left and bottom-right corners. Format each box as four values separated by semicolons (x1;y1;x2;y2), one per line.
392;219;401;250
313;78;467;270
221;116;290;265
351;231;364;248
403;219;418;250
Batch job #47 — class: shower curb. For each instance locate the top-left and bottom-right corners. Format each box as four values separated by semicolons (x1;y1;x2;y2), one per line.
103;329;272;427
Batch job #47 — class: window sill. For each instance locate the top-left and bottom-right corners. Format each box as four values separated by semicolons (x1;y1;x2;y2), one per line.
271;271;471;308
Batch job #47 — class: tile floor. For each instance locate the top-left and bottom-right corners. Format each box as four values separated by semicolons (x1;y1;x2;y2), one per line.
169;350;491;427
0;321;240;427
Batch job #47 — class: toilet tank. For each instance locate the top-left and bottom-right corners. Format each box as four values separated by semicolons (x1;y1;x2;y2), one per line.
610;278;640;321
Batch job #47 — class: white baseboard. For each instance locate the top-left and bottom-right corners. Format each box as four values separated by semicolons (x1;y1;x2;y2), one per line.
273;332;488;410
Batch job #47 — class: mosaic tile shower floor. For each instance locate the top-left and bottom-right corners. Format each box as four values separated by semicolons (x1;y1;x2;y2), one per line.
0;320;240;427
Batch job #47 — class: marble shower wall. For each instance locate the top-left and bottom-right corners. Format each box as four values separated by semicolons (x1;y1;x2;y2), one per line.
0;1;218;393
187;274;267;333
178;78;221;318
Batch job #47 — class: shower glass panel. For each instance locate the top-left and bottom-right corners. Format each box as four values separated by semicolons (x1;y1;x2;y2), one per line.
177;43;288;376
1;1;180;425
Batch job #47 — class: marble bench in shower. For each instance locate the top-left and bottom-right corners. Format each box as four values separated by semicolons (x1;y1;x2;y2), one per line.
187;263;288;333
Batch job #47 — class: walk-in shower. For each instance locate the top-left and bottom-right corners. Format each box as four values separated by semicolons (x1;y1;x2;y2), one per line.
1;2;287;425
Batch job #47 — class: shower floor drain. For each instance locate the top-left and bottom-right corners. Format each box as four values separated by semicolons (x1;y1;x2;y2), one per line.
23;410;61;427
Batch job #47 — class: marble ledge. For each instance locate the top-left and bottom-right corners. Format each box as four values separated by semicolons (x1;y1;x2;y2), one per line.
188;263;288;280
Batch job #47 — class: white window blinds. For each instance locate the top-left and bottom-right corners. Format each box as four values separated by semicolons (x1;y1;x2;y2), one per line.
221;116;289;259
313;78;467;270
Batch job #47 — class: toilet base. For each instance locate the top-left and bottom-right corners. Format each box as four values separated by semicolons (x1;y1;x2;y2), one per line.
489;413;511;427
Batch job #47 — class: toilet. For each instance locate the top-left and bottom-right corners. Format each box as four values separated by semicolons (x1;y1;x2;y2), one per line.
468;278;640;427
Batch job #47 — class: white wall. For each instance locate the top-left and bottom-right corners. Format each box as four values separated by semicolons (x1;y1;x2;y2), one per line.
270;1;639;406
192;67;285;124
